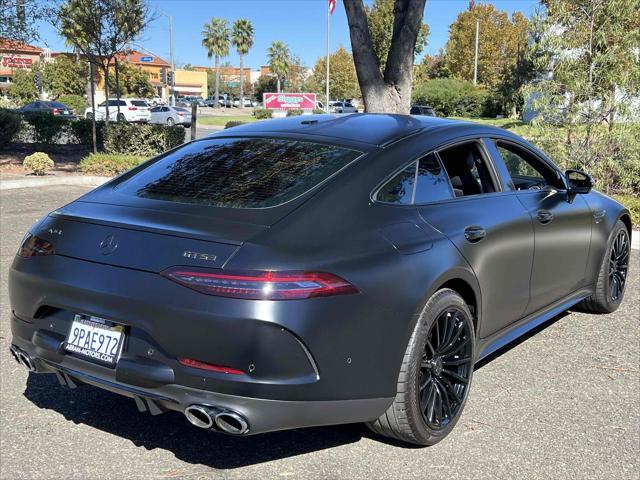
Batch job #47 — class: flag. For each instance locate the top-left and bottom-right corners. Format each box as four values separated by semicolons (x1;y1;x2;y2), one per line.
329;0;336;14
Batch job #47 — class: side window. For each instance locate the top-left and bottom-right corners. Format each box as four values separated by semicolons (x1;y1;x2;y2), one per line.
150;107;161;112
376;163;416;204
438;141;497;197
98;101;107;107
495;141;560;191
414;153;454;203
162;107;170;112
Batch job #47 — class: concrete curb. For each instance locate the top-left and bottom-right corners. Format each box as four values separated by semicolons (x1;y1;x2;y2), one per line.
632;230;640;251
0;176;111;191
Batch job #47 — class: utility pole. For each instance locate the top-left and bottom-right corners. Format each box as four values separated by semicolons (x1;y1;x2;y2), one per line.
325;0;331;113
473;18;479;86
169;13;175;106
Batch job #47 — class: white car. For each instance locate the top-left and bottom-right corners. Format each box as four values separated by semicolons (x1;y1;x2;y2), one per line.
330;101;358;113
85;98;151;122
233;98;257;108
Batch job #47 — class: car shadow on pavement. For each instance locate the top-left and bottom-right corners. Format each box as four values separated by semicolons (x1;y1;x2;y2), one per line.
22;373;370;469
21;309;572;468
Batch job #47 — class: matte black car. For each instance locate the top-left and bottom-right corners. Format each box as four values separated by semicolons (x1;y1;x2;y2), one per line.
9;114;631;445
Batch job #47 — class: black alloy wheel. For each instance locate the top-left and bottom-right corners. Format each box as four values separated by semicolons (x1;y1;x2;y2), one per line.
420;308;473;430
608;229;629;302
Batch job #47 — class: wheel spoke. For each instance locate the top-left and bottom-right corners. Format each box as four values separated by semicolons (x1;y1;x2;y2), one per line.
441;322;464;354
420;381;433;413
442;336;471;358
437;375;463;404
443;356;471;367
442;368;469;385
420;373;431;391
434;377;453;419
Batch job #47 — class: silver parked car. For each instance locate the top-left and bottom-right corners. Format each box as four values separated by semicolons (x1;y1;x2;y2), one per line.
149;106;192;127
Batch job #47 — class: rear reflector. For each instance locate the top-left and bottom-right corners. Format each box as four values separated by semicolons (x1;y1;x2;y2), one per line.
161;267;358;300
178;357;244;375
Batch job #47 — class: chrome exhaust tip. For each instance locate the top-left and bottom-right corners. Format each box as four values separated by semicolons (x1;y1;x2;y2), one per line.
9;345;21;364
215;410;250;435
184;405;217;429
17;351;36;372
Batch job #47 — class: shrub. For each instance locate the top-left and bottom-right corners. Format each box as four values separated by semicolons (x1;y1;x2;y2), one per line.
252;108;273;119
612;195;640;227
312;108;325;114
103;123;185;156
225;120;246;129
69;119;105;146
57;94;86;116
0;108;22;146
79;153;148;176
21;112;72;143
413;78;489;117
286;109;303;117
23;152;54;175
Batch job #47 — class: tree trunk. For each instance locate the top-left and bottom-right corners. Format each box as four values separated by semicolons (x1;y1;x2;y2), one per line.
214;55;220;109
103;65;110;123
239;53;244;106
89;62;97;154
115;58;121;121
276;76;281;93
343;0;425;113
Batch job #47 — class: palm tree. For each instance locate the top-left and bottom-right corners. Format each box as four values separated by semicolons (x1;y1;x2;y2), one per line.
267;41;291;93
231;19;254;106
202;18;230;108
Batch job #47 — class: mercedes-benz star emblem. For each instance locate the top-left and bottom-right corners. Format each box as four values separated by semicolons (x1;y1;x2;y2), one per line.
99;234;118;255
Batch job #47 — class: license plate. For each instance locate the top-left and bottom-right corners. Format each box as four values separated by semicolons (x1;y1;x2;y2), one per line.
64;315;124;367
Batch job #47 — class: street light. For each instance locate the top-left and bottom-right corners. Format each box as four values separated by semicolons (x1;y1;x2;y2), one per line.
156;7;175;106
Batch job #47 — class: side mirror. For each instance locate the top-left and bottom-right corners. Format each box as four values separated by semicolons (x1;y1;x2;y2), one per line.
566;169;593;195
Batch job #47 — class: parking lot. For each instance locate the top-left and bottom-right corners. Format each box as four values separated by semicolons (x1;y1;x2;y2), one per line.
1;185;638;479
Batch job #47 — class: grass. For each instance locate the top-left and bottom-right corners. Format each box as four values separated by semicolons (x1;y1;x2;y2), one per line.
197;115;256;127
611;194;640;227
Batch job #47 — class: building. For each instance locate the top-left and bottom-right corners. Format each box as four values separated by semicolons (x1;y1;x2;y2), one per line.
0;38;43;93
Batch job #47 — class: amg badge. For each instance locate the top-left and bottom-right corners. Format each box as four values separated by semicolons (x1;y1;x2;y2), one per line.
183;251;217;261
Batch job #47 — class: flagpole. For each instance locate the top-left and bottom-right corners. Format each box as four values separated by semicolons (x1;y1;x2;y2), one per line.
325;0;330;113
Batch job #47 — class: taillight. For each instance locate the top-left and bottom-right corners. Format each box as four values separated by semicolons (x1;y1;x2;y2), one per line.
52;108;60;115
18;234;55;257
128;107;138;110
178;357;244;375
161;267;358;300
177;112;184;116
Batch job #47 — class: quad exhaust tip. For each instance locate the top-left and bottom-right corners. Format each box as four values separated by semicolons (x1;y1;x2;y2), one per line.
184;404;249;435
9;345;36;372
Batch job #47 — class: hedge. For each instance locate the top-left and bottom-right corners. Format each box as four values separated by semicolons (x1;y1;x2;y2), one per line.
252;108;273;119
225;120;246;129
0;108;22;147
79;153;148;176
413;78;490;117
286;109;303;117
103;123;185;156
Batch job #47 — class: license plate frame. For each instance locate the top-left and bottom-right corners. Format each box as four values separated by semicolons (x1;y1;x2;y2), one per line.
64;314;125;367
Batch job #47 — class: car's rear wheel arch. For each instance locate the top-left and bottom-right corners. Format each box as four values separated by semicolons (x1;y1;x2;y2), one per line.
437;278;479;334
619;213;632;238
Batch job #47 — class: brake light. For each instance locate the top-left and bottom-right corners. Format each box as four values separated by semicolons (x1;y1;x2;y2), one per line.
177;112;184;116
52;108;60;115
128;107;138;110
18;234;55;257
161;267;358;300
178;357;244;375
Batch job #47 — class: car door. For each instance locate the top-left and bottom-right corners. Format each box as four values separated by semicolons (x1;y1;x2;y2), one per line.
416;139;535;338
149;106;162;123
487;138;592;315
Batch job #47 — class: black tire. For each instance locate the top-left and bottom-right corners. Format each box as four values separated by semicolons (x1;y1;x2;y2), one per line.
367;288;475;446
167;117;175;126
578;220;630;313
86;112;94;120
117;113;126;123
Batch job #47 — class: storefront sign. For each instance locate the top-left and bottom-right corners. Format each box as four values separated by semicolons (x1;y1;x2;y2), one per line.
264;92;317;110
1;56;33;69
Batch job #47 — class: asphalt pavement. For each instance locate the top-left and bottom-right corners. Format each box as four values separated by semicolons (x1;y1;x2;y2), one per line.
0;185;638;479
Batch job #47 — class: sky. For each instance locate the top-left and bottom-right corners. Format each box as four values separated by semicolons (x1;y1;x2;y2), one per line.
35;0;540;70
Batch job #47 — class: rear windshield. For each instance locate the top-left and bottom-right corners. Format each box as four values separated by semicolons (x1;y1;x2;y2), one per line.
175;107;189;113
49;102;68;108
118;137;361;208
131;100;148;107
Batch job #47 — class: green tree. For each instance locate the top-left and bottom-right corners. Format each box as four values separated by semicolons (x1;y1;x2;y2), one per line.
307;47;360;100
254;75;278;102
0;0;54;44
202;17;230;108
267;40;291;93
365;0;429;73
58;0;149;151
107;61;154;97
231;19;254;103
7;66;39;104
414;50;449;84
42;54;88;98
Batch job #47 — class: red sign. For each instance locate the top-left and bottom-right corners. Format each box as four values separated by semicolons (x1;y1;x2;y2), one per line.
264;93;317;111
1;56;33;69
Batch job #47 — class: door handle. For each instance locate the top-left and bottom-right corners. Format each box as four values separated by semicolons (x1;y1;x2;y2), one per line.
536;209;554;224
464;226;486;243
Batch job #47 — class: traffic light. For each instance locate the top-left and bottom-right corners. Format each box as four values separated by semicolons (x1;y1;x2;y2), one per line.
160;68;167;84
167;70;174;85
34;71;42;92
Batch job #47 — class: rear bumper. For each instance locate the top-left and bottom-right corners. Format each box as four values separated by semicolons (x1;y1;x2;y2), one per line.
9;254;398;433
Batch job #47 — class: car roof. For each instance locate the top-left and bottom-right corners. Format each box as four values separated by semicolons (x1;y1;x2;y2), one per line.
216;113;500;147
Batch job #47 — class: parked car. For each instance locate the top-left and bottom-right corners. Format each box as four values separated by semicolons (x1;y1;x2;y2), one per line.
20;101;76;118
410;105;436;116
85;98;151;123
233;98;257;108
330;101;357;113
149;96;166;106
149;105;192;127
8;114;631;447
